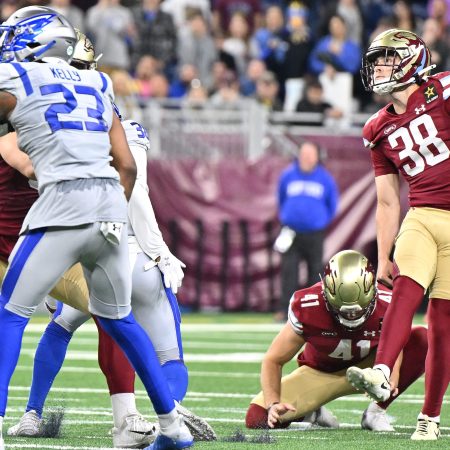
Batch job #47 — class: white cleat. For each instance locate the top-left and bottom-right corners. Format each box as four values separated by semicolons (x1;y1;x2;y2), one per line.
304;406;339;428
176;402;217;441
7;410;42;437
361;405;394;432
346;367;391;402
112;414;158;448
411;416;440;440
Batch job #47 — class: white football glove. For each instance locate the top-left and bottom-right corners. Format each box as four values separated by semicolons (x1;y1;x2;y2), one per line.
157;250;186;294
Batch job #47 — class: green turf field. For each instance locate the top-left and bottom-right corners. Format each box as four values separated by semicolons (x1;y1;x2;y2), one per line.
4;314;449;449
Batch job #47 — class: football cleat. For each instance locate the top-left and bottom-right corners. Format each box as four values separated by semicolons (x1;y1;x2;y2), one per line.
304;406;339;428
176;402;217;441
144;416;193;450
346;367;391;402
112;414;158;448
411;416;440;440
361;405;394;432
7;410;42;436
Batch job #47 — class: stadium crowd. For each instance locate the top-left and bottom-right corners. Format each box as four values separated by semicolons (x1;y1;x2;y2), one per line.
2;0;449;119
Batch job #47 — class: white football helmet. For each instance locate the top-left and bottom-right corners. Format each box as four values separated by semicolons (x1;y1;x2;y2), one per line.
0;6;77;63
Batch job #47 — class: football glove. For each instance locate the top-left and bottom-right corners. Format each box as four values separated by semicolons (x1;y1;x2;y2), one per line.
157;250;186;294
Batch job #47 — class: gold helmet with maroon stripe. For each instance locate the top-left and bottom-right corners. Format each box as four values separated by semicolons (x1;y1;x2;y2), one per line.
321;250;376;330
361;28;433;95
71;29;100;70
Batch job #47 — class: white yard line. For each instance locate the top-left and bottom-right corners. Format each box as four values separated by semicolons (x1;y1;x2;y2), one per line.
25;323;284;333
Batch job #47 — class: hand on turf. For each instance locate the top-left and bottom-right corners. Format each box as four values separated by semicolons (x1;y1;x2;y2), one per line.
157;250;186;294
267;403;296;428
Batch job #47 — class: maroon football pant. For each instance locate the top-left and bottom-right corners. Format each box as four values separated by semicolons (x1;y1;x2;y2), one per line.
94;316;135;394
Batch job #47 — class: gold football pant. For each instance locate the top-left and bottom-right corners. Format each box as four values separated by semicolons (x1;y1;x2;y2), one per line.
250;352;375;423
0;259;89;314
394;207;450;299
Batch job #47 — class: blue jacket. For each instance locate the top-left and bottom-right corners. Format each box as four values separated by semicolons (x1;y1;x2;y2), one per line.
309;36;361;74
278;162;338;233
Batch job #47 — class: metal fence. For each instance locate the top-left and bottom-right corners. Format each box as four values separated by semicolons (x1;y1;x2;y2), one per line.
140;99;372;160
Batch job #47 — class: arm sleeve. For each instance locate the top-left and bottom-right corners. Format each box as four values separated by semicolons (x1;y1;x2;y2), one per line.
128;144;169;260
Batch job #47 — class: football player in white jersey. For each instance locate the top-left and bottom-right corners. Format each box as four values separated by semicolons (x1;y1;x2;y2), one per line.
4;29;215;448
0;7;192;450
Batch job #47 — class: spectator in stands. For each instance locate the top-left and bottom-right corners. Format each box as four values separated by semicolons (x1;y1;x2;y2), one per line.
251;6;289;84
110;69;143;122
309;14;361;76
254;71;283;111
275;141;338;321
133;55;160;106
319;0;363;46
150;72;170;99
131;0;177;72
422;17;449;74
0;0;18;22
213;0;262;36
359;0;391;41
283;1;313;109
86;0;134;73
240;58;266;97
209;70;245;109
392;0;420;33
178;11;216;91
49;0;85;32
161;0;212;29
223;12;251;76
336;0;363;45
182;81;209;109
295;78;343;126
169;64;200;98
428;0;450;38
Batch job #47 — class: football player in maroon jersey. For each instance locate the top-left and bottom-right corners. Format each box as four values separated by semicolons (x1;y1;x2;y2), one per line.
345;29;450;441
245;250;427;432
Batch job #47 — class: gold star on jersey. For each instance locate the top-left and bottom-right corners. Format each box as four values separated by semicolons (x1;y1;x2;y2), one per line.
424;84;438;103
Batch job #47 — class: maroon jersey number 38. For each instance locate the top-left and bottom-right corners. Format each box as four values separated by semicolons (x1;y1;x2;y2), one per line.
363;72;450;210
288;282;392;372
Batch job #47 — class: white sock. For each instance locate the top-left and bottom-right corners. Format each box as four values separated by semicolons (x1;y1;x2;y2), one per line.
110;393;139;428
158;408;179;434
367;402;385;413
418;412;440;423
0;416;3;441
373;364;390;380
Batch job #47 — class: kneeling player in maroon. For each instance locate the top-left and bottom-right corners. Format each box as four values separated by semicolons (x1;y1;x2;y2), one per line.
246;250;427;431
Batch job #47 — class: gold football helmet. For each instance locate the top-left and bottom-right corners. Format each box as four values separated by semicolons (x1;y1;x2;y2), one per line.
361;28;433;94
322;250;376;330
71;29;100;70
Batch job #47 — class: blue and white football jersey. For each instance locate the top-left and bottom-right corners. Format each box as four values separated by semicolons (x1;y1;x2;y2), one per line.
0;60;117;189
0;60;128;230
